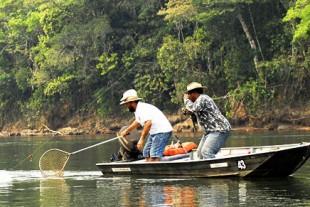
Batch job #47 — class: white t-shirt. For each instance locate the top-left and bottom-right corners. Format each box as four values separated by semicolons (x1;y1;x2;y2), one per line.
134;102;173;135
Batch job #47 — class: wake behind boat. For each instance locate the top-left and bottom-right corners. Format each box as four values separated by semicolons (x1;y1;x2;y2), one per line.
96;142;310;178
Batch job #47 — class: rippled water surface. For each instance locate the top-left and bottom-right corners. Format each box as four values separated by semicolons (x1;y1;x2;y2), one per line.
1;131;310;206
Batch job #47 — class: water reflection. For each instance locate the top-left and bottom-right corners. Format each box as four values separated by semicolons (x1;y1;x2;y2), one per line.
95;178;240;206
94;177;310;207
243;177;310;206
40;178;70;206
198;180;230;207
0;171;309;206
163;186;197;207
238;182;247;205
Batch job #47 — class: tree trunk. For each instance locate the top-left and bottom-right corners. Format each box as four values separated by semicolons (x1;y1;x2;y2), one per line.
237;13;259;74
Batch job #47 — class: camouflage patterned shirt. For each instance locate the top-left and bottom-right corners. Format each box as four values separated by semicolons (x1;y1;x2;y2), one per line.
184;94;231;133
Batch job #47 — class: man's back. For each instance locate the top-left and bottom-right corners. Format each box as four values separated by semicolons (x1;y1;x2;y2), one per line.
134;102;173;135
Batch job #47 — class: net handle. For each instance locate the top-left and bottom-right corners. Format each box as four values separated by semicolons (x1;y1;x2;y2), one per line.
70;136;121;155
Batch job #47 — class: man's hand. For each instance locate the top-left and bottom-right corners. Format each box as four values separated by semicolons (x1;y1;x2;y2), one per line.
119;129;129;137
183;93;189;103
119;121;140;137
181;107;192;115
136;139;144;151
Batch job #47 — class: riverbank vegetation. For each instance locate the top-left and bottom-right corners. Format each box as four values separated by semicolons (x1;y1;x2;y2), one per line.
0;0;309;132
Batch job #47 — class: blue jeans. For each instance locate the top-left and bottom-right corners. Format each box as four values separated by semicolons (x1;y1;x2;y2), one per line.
143;132;172;158
197;131;230;159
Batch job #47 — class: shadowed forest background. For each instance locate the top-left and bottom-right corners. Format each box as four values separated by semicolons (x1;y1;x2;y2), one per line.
0;0;309;131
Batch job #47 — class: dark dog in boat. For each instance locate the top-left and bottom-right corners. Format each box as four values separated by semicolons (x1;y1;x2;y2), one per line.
111;127;143;162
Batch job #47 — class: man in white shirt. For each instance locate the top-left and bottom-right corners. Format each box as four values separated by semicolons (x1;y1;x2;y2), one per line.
119;89;173;161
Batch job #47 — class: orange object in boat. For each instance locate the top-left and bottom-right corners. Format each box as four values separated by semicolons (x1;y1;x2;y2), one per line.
163;142;197;156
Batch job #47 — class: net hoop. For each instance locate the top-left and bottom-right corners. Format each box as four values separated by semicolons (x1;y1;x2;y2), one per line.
39;148;70;177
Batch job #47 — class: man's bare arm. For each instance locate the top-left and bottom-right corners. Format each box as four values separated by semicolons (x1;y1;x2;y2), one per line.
137;120;152;151
120;120;140;137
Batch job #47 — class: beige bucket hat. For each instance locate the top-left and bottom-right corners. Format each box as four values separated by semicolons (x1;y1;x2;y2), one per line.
120;89;142;105
186;82;207;93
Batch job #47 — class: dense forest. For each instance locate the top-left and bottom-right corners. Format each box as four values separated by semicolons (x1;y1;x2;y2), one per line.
0;0;309;130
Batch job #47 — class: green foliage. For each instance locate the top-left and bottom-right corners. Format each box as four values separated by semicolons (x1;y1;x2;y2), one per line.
228;80;274;115
135;64;173;108
15;67;32;92
22;87;45;118
0;0;309;127
157;30;209;104
283;0;310;42
158;0;196;22
259;55;310;102
96;53;119;76
44;74;75;96
0;71;20;123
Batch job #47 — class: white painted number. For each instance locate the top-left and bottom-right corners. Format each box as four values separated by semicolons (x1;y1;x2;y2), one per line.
238;160;246;170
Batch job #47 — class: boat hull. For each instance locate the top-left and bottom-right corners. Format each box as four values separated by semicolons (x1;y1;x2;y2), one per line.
245;144;310;177
96;143;310;178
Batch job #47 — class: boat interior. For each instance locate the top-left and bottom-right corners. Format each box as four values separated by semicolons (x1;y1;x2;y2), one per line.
129;142;310;163
115;127;310;163
217;142;308;157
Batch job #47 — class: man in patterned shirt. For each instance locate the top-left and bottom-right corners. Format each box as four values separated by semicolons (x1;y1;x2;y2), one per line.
183;82;231;159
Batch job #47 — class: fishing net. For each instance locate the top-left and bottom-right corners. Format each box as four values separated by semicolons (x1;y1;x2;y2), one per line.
39;149;70;177
39;136;120;177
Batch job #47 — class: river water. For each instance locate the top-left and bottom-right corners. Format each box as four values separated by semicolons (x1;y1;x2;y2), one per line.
1;131;310;206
